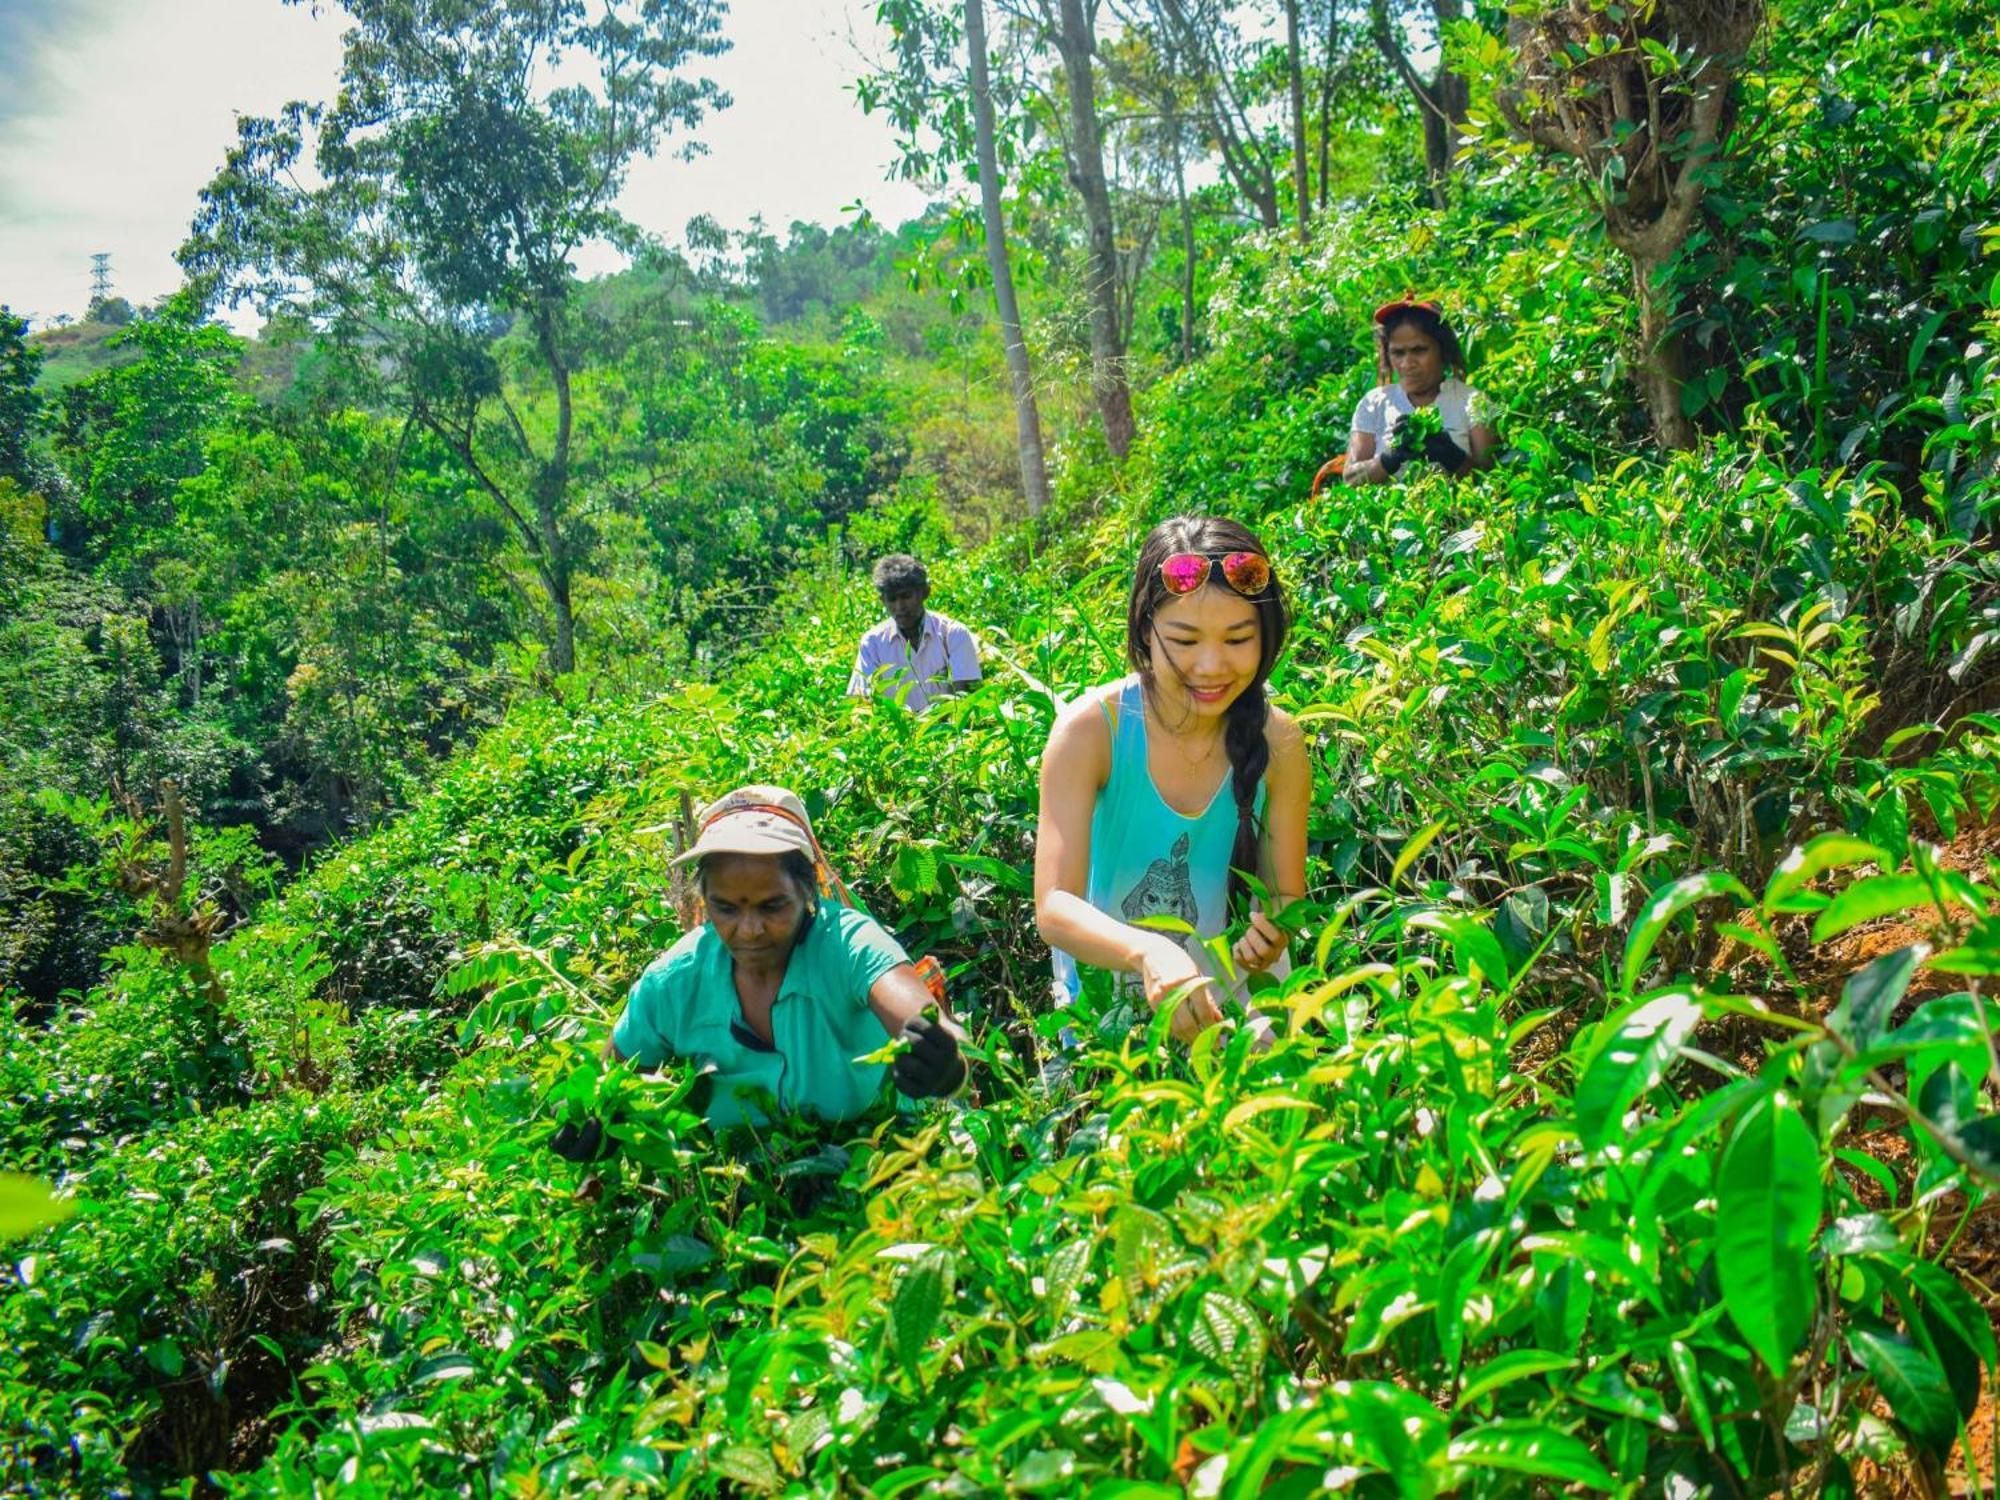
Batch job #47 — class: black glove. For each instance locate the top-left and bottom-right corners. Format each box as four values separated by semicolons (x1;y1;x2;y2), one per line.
551;1115;614;1162
891;1015;967;1099
1379;414;1421;476
1422;429;1468;473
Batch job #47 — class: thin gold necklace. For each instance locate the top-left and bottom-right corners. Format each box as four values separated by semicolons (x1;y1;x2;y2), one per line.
1149;695;1224;767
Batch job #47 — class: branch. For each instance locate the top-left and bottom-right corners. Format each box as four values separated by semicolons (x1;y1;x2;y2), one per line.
1118;213;1158;345
1496;85;1591;160
417;407;548;584
161;781;189;908
1156;0;1279;205
1369;0;1441;120
498;389;541;466
1609;63;1733;262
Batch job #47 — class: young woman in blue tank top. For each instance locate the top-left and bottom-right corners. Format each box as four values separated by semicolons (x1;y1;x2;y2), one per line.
1035;515;1312;1042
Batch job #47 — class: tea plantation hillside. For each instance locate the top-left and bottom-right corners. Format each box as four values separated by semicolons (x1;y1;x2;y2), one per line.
8;0;2000;1492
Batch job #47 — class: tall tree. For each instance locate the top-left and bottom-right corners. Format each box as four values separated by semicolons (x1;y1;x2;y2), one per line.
1091;30;1202;365
53;294;245;589
1312;0;1392;212
1165;100;1199;364
967;0;1054;512
1499;0;1764;449
864;0;1053;512
180;0;729;676
1284;0;1311;240
1113;0;1283;231
1040;0;1137;458
1368;0;1471;205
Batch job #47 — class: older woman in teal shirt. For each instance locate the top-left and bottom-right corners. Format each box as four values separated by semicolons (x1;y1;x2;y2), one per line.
558;786;965;1151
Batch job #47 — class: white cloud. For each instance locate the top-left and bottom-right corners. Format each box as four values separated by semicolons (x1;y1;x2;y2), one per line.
0;0;935;329
617;0;933;243
0;0;344;326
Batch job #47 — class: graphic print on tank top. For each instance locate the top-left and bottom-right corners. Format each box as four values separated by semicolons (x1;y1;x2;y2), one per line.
1119;831;1198;929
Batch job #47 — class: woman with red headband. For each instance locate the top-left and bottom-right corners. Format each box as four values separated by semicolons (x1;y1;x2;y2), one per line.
1342;297;1496;485
1035;516;1311;1043
559;785;967;1150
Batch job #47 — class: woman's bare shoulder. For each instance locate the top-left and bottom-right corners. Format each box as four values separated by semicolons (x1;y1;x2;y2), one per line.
1044;680;1125;761
1264;702;1307;756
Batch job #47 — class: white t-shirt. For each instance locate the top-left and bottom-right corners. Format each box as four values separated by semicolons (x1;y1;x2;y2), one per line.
848;610;981;713
1350;377;1492;453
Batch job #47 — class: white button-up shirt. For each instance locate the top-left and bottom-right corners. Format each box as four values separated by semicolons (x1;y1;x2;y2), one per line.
848;610;981;713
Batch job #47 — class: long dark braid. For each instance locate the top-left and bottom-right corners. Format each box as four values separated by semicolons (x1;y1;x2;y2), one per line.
1221;683;1271;911
1126;515;1291;914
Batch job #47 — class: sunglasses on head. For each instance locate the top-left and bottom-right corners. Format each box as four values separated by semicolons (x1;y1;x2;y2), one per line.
1159;551;1273;597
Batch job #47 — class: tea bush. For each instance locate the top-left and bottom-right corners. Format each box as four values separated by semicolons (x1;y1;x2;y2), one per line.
13;369;1999;1490
7;0;2000;1487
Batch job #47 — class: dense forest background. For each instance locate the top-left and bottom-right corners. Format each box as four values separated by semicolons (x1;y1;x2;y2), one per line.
4;208;1030;1004
5;0;2000;1492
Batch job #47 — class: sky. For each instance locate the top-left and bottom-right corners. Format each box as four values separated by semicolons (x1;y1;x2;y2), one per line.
0;0;936;330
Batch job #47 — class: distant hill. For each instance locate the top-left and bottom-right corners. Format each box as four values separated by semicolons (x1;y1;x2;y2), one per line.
27;318;134;389
31;310;302;403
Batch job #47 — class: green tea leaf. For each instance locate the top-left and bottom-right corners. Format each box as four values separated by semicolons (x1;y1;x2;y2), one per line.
1457;1348;1576;1407
1433;1229;1500;1367
1043;1236;1092;1322
411;1351;476;1385
1717;1092;1821;1374
889;1248;953;1379
712;1444;782;1492
1338;1381;1449;1493
1825;944;1925;1052
867;1468;951;1499
854;1034;911;1066
1575;990;1702;1149
1665;1338;1716;1452
608;1444;664;1481
1848;1326;1959;1458
1392;820;1447;888
1448;1421;1614;1492
1820;1213;1898;1257
1834;1147;1901;1207
1763;834;1886;915
1812;873;1937;943
1899;1257;2000;1368
1407;908;1511;988
1188;1289;1266;1388
1867;789;1912;863
1622;872;1752;993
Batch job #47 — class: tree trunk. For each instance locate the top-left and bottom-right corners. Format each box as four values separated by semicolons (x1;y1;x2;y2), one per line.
1370;0;1470;207
1171;114;1196;367
1632;255;1697;450
550;574;577;678
535;312;578;674
1054;0;1136;460
1317;0;1338;210
967;0;1052;514
1285;0;1311;241
1420;68;1470;207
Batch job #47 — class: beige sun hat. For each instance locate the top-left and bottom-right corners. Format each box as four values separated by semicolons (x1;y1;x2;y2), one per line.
669;785;819;866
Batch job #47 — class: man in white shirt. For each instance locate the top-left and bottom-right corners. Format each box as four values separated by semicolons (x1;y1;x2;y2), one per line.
848;554;982;713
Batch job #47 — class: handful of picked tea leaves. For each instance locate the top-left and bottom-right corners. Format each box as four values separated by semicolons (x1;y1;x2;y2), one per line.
1400;404;1446;445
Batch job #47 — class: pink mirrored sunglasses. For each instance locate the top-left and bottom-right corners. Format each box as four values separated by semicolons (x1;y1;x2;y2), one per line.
1159;550;1273;597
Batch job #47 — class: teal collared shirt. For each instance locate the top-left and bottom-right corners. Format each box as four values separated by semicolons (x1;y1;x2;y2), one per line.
612;903;910;1128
